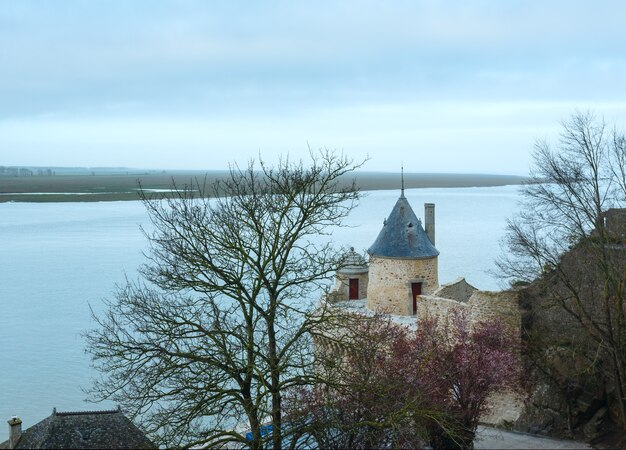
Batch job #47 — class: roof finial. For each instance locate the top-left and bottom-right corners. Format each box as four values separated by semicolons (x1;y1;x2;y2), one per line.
400;163;405;198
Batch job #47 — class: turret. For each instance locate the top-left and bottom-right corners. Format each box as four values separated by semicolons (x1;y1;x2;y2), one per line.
332;247;369;301
366;193;439;316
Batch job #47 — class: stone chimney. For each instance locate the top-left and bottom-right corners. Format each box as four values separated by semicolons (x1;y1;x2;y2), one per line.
424;203;435;245
8;417;22;449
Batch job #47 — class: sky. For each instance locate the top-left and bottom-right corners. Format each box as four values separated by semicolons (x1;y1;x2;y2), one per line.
2;1;626;175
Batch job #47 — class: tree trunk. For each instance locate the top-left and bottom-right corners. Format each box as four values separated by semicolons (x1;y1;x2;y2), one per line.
243;389;262;449
610;349;626;429
267;311;282;449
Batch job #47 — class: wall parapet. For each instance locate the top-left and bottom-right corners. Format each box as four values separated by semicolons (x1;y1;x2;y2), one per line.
417;289;521;336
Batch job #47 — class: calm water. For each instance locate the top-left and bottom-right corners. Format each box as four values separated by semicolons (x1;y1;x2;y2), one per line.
0;185;521;440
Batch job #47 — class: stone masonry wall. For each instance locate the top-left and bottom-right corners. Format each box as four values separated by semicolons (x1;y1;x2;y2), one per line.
481;389;526;426
414;294;468;318
333;272;369;301
367;256;438;315
416;290;521;339
467;290;521;332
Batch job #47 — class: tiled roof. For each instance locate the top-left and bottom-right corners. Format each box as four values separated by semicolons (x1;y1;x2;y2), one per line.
337;247;368;274
368;194;439;259
1;409;155;449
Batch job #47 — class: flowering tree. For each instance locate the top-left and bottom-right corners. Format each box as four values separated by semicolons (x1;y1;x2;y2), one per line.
287;309;521;449
415;309;522;449
285;314;442;449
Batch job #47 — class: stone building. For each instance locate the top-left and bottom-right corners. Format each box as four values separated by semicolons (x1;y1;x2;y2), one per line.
329;190;626;434
329;188;440;315
331;186;519;327
1;408;155;449
366;190;439;315
332;247;369;301
328;187;525;425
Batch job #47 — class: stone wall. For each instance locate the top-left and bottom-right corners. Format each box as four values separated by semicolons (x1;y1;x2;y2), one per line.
467;290;521;332
414;294;467;318
416;289;521;336
367;255;438;315
603;208;626;242
511;242;626;441
332;272;369;301
481;390;526;426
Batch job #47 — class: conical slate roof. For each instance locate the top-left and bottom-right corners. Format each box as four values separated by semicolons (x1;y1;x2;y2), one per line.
368;194;439;259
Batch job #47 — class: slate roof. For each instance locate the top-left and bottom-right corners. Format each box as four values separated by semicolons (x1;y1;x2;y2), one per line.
1;409;155;449
368;194;439;259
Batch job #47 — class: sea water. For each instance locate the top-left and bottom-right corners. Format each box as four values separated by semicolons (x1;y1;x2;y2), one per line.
0;185;521;440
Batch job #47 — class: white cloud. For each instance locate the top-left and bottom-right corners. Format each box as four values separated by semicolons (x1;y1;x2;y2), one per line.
1;0;626;172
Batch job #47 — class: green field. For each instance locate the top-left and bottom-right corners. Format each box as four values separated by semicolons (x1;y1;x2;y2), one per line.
0;170;528;203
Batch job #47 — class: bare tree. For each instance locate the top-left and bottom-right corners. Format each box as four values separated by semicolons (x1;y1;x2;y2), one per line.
498;111;626;429
85;151;364;448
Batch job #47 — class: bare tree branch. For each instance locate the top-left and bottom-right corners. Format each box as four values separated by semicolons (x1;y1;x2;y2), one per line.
85;150;366;448
497;111;626;431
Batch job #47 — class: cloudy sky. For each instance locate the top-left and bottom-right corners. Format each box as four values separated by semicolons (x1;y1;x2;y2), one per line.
1;1;626;174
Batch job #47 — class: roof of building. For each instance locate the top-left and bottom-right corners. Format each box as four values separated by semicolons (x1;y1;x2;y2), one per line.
432;277;477;303
337;247;368;274
368;194;439;259
1;409;155;449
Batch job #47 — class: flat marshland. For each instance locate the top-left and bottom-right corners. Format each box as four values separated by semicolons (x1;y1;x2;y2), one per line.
0;170;528;202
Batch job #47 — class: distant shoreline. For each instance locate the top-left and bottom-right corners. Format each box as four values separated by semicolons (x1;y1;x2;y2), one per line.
0;171;528;203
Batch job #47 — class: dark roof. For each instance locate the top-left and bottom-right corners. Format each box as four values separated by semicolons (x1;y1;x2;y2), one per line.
1;409;155;449
368;194;439;259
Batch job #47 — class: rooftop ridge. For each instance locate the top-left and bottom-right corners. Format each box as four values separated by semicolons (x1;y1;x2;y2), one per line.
54;408;121;417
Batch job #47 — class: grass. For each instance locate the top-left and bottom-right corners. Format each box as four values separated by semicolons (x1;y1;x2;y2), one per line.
0;171;528;203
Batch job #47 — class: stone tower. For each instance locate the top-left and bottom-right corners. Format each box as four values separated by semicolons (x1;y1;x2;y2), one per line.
366;190;439;315
333;247;369;301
